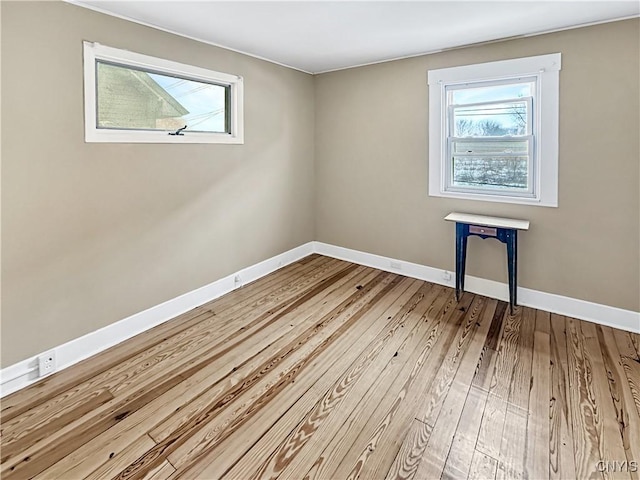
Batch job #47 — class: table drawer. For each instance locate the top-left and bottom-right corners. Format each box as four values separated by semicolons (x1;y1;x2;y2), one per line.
469;225;497;236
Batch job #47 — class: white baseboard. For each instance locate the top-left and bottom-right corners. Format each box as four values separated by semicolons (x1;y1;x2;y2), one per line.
2;239;637;398
312;241;640;334
0;242;315;398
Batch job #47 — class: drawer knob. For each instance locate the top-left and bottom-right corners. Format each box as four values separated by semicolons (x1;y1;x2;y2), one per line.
469;225;497;236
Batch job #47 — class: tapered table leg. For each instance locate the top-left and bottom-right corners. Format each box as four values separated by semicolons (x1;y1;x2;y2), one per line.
506;229;517;314
455;223;468;302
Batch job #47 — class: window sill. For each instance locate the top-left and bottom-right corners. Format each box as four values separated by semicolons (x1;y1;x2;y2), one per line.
85;130;244;144
429;189;557;207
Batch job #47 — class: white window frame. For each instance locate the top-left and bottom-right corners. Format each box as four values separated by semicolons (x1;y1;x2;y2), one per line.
428;53;561;207
83;42;244;144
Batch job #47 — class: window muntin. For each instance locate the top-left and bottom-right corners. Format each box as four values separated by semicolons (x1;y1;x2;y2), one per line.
427;53;561;207
84;42;243;144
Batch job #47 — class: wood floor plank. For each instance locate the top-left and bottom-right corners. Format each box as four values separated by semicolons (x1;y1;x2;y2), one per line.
146;266;377;443
142;461;176;480
471;301;509;392
441;302;508;479
391;298;498;480
277;289;467;480
526;310;551;480
196;256;345;325
567;317;607;480
442;385;490;479
2;256;635;480
84;434;157;480
495;306;536;480
219;282;449;480
476;306;524;459
192;255;336;317
418;297;494;428
208;281;437;480
33;385;189;480
621;356;640;419
582;321;631;480
613;329;640;418
549;314;577;480
468;449;498;480
631;333;640;360
115;271;399;479
320;294;477;480
597;326;640;480
613;330;640;362
159;270;395;474
386;419;430;480
3;374;186;480
0;388;114;463
297;253;320;264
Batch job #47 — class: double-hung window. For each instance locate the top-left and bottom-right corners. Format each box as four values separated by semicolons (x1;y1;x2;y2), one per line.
83;42;244;144
428;53;561;206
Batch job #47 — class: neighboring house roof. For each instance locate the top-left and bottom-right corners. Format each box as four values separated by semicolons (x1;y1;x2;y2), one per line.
97;63;189;129
129;69;189;118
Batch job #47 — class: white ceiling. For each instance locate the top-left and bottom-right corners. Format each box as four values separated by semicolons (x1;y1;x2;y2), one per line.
71;1;639;74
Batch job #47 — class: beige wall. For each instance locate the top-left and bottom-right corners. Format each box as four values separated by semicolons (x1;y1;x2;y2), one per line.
2;3;638;368
315;19;640;312
1;1;315;366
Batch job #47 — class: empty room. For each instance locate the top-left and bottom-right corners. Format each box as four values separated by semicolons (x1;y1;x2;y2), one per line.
1;1;639;479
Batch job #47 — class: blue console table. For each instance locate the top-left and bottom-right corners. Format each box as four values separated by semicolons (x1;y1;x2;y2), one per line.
444;213;530;314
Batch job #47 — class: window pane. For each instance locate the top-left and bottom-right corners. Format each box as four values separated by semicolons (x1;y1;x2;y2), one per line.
451;81;533;104
453;139;529;155
96;62;229;133
453;100;529;137
452;156;529;190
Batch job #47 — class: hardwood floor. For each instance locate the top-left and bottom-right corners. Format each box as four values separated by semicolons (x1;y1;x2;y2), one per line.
2;254;639;480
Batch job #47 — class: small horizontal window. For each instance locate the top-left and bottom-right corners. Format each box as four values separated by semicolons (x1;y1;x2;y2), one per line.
83;42;244;144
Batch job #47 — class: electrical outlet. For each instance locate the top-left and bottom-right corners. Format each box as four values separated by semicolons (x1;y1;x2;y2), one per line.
442;271;452;281
38;350;57;377
390;261;402;270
